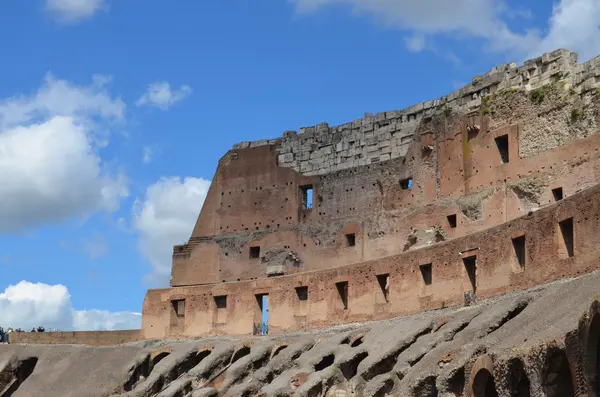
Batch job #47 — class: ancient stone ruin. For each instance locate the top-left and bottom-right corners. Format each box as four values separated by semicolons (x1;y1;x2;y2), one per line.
5;48;600;396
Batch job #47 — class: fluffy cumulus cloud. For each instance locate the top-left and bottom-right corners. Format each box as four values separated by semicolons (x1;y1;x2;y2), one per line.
45;0;105;22
0;281;141;331
136;82;192;110
133;177;211;286
292;0;600;61
528;0;600;61
0;73;128;234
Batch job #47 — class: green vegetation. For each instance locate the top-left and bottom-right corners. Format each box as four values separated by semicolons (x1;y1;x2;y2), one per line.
571;107;584;122
529;88;545;105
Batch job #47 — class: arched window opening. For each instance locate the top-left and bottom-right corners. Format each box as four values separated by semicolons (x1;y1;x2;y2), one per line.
542;349;574;397
508;358;531;397
472;368;499;397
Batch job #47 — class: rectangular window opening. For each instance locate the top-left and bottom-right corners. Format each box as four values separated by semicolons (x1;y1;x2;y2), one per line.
214;295;227;309
300;185;313;210
399;177;413;190
512;235;526;270
249;246;261;259
558;217;574;258
463;256;477;293
376;274;389;302
346;233;356;247
552;187;564;202
420;263;433;285
336;281;348;310
495;135;509;163
172;299;185;318
296;286;308;301
447;214;457;229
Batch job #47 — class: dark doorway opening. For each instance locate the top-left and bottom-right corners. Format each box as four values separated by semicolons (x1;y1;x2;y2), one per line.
463;256;477;293
495;135;509;164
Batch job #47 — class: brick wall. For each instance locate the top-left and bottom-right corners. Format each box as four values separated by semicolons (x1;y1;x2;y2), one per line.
8;329;141;346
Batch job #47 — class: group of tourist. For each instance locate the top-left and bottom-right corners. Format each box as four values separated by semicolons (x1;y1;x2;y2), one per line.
0;326;48;343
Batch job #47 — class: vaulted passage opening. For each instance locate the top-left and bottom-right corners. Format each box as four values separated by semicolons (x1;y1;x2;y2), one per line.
231;346;251;364
314;354;335;372
587;312;600;396
542;349;574;397
472;368;498;397
413;375;438;397
508;358;531;397
448;367;465;396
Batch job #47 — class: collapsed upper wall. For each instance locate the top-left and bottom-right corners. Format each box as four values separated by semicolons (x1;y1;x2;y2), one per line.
234;48;600;176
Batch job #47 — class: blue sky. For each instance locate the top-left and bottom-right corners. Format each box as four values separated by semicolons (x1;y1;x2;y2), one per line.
0;0;598;331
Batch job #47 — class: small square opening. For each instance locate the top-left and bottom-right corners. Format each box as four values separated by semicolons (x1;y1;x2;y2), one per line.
249;246;261;259
346;233;356;247
552;187;564;202
376;274;389;302
420;263;432;285
300;185;313;210
447;214;457;228
214;295;227;309
558;218;574;258
399;177;413;190
296;286;308;301
495;135;509;163
172;299;185;318
463;256;477;293
511;235;526;271
336;281;348;310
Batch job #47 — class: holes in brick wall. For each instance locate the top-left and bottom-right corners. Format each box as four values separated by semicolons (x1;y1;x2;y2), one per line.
463;256;477;293
495;135;509;163
552;187;564;202
249;246;261;259
399;177;413;190
295;286;308;302
346;233;356;247
376;274;389;302
172;299;185;318
214;295;227;309
558;218;574;258
511;235;526;272
447;214;457;228
336;281;349;310
420;263;433;285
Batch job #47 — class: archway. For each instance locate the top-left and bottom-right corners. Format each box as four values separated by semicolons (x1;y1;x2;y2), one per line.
586;307;600;396
472;368;499;397
507;358;530;397
542;348;574;397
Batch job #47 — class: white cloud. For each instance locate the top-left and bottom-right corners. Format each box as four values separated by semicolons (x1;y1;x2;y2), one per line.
292;0;600;61
0;281;141;331
137;82;192;110
0;74;128;234
46;0;105;22
527;0;600;62
133;177;211;286
404;34;426;52
142;145;161;164
292;0;540;54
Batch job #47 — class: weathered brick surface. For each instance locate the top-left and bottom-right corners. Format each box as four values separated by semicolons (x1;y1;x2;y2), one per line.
8;329;140;346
